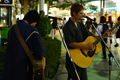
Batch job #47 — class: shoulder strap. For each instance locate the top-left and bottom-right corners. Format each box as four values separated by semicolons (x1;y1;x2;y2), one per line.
13;24;38;68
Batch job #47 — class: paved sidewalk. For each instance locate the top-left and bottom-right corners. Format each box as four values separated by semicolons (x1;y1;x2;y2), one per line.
52;51;120;80
52;52;67;80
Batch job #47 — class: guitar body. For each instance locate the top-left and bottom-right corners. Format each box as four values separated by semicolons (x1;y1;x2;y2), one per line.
69;36;102;68
33;59;44;80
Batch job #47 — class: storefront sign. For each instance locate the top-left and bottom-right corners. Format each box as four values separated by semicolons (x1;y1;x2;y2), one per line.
0;0;12;4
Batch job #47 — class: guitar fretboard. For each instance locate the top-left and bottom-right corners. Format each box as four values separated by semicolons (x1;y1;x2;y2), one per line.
93;22;120;45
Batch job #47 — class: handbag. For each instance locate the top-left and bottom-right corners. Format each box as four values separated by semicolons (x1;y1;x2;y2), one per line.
13;24;44;80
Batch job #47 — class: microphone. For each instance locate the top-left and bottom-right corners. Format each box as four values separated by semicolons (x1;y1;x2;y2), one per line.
83;15;94;21
45;15;62;20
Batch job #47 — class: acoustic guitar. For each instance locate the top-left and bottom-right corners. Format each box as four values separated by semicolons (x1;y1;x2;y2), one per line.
69;22;120;68
33;59;44;80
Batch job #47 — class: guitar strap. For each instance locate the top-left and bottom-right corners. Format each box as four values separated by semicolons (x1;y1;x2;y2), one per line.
13;24;39;69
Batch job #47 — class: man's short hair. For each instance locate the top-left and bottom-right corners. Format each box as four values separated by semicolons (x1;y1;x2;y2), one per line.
23;10;40;25
71;3;84;17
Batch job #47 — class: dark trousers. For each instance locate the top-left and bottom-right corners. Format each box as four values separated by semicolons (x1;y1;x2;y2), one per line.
66;65;87;80
66;53;88;80
101;38;107;58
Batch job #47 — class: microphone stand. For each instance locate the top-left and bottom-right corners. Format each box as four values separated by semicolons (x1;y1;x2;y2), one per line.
56;22;80;80
92;22;120;80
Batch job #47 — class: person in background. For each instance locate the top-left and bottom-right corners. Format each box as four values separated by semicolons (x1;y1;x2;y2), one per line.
52;18;57;34
58;19;63;29
92;18;98;36
63;3;111;80
85;18;92;32
96;16;110;59
1;10;46;80
116;16;120;43
107;16;113;48
63;17;67;27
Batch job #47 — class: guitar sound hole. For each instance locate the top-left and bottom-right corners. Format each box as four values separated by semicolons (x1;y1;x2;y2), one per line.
87;47;96;57
87;51;95;57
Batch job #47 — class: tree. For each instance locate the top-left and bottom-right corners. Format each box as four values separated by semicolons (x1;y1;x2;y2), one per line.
55;0;97;10
56;0;73;10
46;0;59;6
26;0;97;13
85;4;98;10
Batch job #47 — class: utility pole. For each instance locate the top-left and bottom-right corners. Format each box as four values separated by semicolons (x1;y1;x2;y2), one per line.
39;0;45;15
100;0;105;16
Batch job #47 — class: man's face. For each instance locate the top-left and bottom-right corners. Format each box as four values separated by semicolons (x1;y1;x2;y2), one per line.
74;10;84;20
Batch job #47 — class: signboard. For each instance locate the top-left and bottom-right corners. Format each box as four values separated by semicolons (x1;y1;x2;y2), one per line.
0;0;12;4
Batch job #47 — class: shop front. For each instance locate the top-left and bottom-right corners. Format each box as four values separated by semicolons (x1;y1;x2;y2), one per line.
0;0;13;46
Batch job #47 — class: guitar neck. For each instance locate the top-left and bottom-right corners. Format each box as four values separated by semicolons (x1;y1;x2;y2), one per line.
93;22;120;45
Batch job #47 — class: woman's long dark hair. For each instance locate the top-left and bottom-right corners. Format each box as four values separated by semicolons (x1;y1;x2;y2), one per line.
100;16;106;23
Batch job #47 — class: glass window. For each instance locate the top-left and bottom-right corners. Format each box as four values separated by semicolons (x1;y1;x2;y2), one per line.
0;7;7;27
